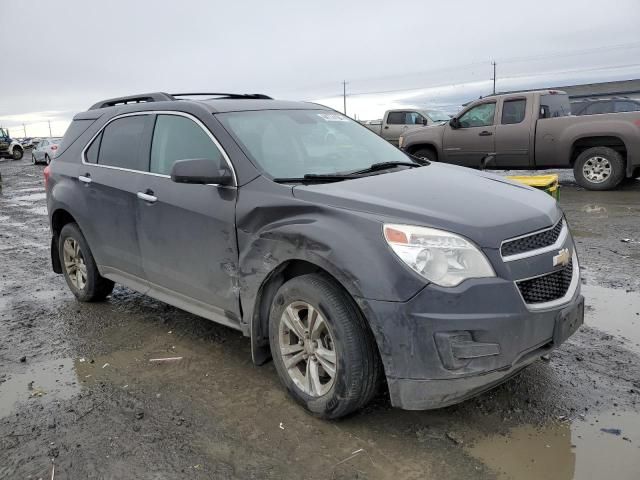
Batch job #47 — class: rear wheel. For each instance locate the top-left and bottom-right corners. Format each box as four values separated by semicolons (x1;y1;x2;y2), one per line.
59;223;114;302
269;274;381;419
573;146;625;190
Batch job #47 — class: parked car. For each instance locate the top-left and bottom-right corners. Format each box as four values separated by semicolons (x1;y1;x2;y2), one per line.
32;137;62;165
0;128;24;160
46;92;584;418
20;137;36;148
571;98;640;116
400;90;640;190
364;108;450;145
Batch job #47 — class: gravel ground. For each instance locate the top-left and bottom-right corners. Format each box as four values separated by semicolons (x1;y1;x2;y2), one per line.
1;157;639;479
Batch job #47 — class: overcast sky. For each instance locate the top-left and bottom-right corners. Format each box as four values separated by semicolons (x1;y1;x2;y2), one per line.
1;0;639;136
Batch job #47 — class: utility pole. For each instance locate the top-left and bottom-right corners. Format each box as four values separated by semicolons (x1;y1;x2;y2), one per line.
23;124;27;137
342;80;348;115
491;61;497;95
48;120;52;138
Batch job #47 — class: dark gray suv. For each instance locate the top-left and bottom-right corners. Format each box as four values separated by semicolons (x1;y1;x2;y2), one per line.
45;92;584;419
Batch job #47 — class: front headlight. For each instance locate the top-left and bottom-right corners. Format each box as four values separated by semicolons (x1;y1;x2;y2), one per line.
398;136;404;148
383;224;495;287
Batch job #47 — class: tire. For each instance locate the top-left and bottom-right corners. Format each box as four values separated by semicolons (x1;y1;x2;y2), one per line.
412;147;437;162
58;223;114;302
45;154;51;165
269;274;381;419
31;154;37;165
573;146;625;191
12;148;23;161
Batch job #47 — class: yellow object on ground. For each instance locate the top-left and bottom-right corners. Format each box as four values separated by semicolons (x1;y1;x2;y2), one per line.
506;174;560;200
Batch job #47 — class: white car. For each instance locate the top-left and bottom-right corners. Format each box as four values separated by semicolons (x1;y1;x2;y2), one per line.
31;138;62;165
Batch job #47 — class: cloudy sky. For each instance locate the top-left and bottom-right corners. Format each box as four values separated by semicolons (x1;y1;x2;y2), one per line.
1;0;639;136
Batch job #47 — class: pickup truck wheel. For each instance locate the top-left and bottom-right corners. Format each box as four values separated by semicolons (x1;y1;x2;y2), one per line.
269;274;381;419
59;223;115;302
413;147;437;162
574;147;625;190
12;148;23;161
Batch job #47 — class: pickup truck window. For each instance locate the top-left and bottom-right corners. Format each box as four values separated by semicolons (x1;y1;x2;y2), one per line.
501;99;526;125
458;103;496;128
540;94;571;118
406;112;425;125
387;112;406;124
614;100;640;113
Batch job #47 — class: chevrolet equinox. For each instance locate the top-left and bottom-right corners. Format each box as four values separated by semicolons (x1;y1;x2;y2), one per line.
45;92;584;419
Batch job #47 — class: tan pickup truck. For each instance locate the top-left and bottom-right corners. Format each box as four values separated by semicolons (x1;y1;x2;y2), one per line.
399;90;640;190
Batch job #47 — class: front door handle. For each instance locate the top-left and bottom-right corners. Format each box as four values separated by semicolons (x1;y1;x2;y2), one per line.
78;174;92;184
479;131;493;136
137;191;157;203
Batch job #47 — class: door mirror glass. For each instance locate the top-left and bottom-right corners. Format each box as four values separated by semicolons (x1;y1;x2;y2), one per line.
170;158;233;185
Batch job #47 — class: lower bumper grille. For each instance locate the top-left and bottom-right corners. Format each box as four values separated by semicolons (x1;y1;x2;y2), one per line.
517;260;573;304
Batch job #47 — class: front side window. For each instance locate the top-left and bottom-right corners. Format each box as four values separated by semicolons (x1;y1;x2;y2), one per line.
98;115;150;171
150;115;223;176
501;99;526;124
406;112;425;125
458;103;496;128
217;109;413;179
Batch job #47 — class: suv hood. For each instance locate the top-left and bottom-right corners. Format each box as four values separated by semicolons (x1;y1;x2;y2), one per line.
292;163;561;249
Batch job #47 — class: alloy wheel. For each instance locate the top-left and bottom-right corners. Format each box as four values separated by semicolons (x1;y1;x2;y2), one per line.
63;237;87;290
278;301;337;397
583;156;611;184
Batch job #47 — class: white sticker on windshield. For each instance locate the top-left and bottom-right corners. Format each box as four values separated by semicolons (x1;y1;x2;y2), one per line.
317;113;349;122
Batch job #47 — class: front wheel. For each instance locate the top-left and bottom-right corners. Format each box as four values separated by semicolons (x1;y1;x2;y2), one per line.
31;154;37;165
59;223;114;302
412;147;437;162
573;147;625;190
12;148;23;161
269;274;381;419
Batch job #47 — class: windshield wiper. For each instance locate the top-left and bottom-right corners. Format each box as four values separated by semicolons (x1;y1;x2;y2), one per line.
347;161;421;175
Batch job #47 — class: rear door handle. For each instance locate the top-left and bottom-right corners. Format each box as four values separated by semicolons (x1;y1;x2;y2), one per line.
78;174;92;184
479;131;493;136
137;191;157;203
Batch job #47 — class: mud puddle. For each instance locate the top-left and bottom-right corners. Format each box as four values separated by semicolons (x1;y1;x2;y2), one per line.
0;358;80;418
468;411;640;480
582;284;640;353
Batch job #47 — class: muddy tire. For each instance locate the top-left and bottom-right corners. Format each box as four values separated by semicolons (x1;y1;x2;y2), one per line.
31;154;37;165
573;147;625;191
12;148;23;161
412;147;437;162
58;223;114;302
45;154;51;165
269;274;381;419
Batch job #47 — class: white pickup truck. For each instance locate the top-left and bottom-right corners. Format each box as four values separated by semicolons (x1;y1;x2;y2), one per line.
363;108;450;146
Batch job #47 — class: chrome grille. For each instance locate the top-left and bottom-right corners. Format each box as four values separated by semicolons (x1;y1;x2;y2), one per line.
501;219;564;258
517;260;573;304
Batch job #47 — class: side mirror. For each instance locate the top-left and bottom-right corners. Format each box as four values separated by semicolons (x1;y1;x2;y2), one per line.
449;118;460;129
422;118;428;126
170;158;234;186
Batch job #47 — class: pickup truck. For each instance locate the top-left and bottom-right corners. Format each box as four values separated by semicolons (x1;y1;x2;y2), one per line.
399;90;640;190
0;128;24;161
364;108;450;146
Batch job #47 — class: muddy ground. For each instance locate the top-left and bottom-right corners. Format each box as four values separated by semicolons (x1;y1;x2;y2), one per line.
1;157;639;480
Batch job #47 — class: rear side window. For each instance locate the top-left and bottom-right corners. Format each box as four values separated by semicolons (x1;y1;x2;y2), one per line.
583;102;613;115
98;115;150;171
386;112;405;124
614;101;640;113
501;99;526;124
150;115;223;175
59;119;95;154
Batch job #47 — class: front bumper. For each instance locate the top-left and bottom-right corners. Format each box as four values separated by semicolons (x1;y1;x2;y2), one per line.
357;276;584;410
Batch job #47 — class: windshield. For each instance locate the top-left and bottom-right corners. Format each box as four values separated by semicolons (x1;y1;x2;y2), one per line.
424;110;450;122
217;109;413;178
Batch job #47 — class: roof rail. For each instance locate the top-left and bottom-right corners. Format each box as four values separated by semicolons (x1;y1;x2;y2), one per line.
89;92;175;110
171;92;273;100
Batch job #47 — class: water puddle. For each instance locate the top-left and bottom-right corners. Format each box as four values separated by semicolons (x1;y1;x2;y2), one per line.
468;411;640;480
582;285;640;353
10;192;46;203
0;358;80;418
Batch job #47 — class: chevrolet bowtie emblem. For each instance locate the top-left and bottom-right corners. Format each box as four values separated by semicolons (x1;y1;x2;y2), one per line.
553;248;571;267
